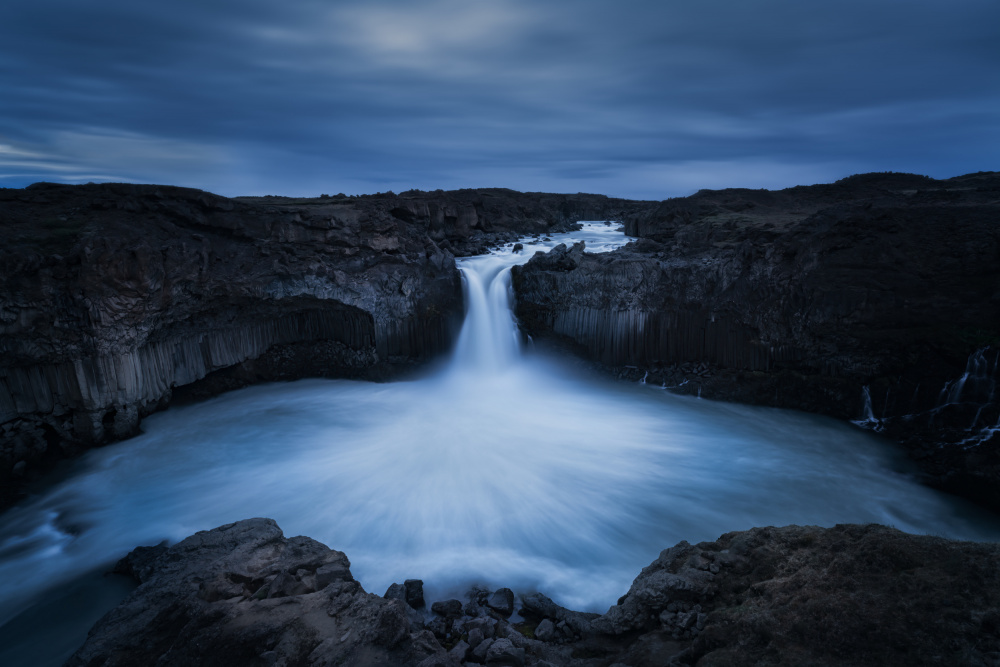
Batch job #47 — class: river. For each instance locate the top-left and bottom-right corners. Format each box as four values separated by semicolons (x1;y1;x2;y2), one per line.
1;222;998;665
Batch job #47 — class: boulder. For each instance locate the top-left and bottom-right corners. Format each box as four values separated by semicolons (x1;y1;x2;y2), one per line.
486;588;515;618
431;598;464;619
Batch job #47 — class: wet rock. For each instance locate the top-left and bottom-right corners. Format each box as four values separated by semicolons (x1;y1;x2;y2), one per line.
512;243;523;253
405;578;426;609
486;588;515;618
467;627;486;650
519;591;597;635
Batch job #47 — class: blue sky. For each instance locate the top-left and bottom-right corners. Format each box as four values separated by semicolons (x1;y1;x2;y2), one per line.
1;0;997;199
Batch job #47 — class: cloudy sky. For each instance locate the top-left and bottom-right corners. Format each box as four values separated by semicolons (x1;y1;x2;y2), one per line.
0;0;996;199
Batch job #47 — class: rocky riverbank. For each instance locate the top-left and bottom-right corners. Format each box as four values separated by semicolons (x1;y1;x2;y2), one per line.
512;171;1000;509
0;182;652;505
68;518;1000;666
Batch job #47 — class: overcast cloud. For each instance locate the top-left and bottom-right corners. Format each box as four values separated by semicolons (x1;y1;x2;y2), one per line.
0;0;996;199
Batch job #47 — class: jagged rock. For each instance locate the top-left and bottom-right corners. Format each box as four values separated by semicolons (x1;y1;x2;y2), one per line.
68;520;1000;666
385;582;406;601
66;518;448;666
404;578;426;609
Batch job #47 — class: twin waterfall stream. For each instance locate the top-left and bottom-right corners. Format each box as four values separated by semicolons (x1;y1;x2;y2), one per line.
2;224;999;665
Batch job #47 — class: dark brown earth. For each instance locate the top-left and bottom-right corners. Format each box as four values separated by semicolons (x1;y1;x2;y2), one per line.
69;519;1000;666
0;182;651;506
512;171;1000;509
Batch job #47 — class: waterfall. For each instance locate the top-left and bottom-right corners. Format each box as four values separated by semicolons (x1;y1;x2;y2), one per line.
937;347;997;408
852;385;883;431
857;347;999;443
446;223;628;375
449;261;521;374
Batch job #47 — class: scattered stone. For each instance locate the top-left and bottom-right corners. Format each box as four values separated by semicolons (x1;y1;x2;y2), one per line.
471;637;494;662
447;639;470;662
534;618;556;642
467;627;485;650
467;616;497;639
512;243;523;253
485;637;525;666
66;519;446;666
431;598;464;619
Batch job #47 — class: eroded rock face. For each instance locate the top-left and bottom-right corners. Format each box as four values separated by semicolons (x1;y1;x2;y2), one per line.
72;520;1000;667
0;182;656;503
67;518;447;667
512;171;1000;508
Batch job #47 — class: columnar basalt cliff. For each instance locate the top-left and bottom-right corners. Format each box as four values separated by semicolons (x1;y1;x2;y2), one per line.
512;172;1000;507
69;519;1000;666
0;182;653;501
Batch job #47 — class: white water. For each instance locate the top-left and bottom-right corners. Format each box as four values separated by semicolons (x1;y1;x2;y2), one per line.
2;223;1000;641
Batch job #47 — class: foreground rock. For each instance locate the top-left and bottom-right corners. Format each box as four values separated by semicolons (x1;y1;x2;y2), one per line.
0;183;653;504
512;171;1000;508
71;519;1000;666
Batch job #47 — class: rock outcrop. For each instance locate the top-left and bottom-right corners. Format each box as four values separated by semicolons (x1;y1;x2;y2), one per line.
512;171;1000;508
70;519;1000;666
0;182;654;504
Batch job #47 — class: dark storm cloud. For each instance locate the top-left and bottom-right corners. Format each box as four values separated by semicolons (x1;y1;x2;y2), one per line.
0;0;997;198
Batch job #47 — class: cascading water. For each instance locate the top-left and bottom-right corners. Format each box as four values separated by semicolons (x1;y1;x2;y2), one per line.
2;224;1000;666
449;261;521;373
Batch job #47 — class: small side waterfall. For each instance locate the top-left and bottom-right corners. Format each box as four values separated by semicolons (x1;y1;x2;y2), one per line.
936;347;998;411
854;347;999;445
853;385;883;431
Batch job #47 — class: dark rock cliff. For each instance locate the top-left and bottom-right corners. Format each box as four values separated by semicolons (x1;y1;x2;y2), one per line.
512;171;1000;508
0;182;654;503
68;519;1000;666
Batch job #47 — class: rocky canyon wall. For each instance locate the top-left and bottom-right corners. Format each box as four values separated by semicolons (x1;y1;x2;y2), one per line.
513;172;1000;507
0;182;653;501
